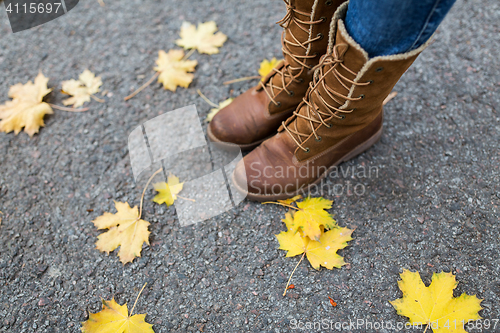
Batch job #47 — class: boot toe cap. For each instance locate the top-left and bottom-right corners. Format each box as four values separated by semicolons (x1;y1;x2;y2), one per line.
233;133;302;200
208;107;236;143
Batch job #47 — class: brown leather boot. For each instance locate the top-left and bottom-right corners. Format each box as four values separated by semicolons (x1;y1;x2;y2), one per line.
232;2;432;201
208;0;344;150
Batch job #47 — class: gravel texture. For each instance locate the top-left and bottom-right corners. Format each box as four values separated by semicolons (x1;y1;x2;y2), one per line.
0;0;499;332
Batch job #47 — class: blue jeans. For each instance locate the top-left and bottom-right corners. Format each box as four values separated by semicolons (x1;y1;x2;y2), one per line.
345;0;456;57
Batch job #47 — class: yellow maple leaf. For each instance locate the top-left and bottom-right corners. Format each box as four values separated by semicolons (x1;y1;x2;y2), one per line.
258;57;282;80
61;69;102;107
205;98;233;122
276;218;353;270
390;270;482;333
81;298;154;333
291;197;337;241
176;21;227;54
153;174;184;206
93;201;150;264
0;72;53;136
154;50;198;91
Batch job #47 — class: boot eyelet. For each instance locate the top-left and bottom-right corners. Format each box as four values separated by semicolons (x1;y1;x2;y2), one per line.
326;122;332;128
276;101;282;107
297;78;304;83
359;94;365;99
320;16;326;22
375;67;384;72
317;33;324;40
315;136;322;142
339;115;346;120
367;80;374;84
314;52;319;57
288;90;294;96
325;0;333;5
304;148;311;153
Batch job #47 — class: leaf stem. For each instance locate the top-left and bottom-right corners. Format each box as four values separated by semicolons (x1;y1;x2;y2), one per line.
283;252;305;296
196;89;219;108
262;201;299;210
223;76;261;85
182;48;195;61
177;195;196;203
48;103;89;112
423;324;428;333
382;91;398;106
138;167;163;219
90;94;106;103
124;72;160;101
130;282;147;316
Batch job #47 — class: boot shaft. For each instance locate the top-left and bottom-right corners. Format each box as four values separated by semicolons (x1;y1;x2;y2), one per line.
282;0;345;71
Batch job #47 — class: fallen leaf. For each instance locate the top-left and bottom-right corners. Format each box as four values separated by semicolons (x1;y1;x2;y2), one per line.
176;21;227;54
205;98;233;122
274;197;352;294
0;72;53;136
61;69;102;107
154;50;198;91
390;270;482;332
276;217;353;270
258;57;282;79
153;174;184;206
81;298;154;333
292;197;337;241
93;201;150;264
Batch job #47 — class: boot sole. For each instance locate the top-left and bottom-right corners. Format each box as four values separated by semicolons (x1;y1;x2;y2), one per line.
207;124;272;151
232;124;383;202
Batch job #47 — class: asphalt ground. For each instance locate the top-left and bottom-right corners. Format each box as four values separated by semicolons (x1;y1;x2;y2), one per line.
0;0;499;332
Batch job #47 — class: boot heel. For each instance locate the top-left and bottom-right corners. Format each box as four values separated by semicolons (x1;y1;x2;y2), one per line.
341;124;383;163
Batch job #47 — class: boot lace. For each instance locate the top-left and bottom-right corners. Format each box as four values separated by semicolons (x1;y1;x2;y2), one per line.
284;46;371;152
260;1;325;106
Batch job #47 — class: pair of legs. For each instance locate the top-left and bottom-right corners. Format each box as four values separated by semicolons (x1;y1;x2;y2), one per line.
209;0;456;201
